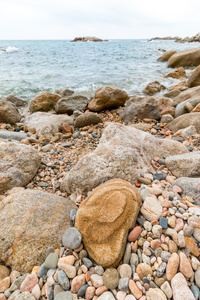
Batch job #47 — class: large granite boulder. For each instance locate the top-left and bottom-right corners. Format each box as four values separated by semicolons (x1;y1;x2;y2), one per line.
75;179;141;268
175;97;200;118
165;152;200;178
23;112;73;132
187;65;200;87
5;95;28;107
0;100;21;124
61;123;188;195
167;112;200;133
0;141;41;194
174;86;200;106
88;87;128;112
157;50;177;62
142;81;165;96
121;97;161;122
172;178;200;205
0;189;77;272
29;92;61;113
168;48;200;68
55;92;92;115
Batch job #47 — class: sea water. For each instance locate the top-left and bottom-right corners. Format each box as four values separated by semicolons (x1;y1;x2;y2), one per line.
0;39;199;101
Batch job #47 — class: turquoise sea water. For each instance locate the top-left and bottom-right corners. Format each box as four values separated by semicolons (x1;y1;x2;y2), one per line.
0;39;199;101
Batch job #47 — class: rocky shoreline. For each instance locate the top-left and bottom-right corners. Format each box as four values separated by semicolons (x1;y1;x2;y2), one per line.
0;47;200;300
150;32;200;44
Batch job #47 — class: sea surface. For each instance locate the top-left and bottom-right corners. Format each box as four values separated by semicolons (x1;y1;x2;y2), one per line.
0;39;200;101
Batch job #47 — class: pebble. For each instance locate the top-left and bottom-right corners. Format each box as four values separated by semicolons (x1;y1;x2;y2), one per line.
118;277;129;291
146;288;167;300
57;261;77;278
54;291;73;300
57;270;70;290
161;281;173;299
85;286;95;300
185;237;200;257
179;251;194;278
119;264;132;278
152;225;162;238
193;228;200;242
128;226;142;242
190;285;199;300
166;253;179;281
128;280;142;299
157;262;167;278
136;263;152;279
161;251;171;262
103;268;119;290
77;284;89;298
37;264;49;278
98;291;115;300
123;243;132;264
10;275;28;292
143;221;152;232
130;254;138;267
159;217;168;229
90;274;103;288
194;268;200;288
44;253;58;269
0;277;10;293
124;295;136;300
20;274;38;293
94;266;104;276
184;224;195;237
171;272;195;300
82;258;93;269
0;266;10;281
62;227;82;249
71;274;86;293
31;284;40;300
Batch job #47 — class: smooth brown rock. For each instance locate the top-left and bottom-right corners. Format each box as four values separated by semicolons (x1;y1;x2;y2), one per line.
88;87;128;111
167;112;200;133
188;65;200;87
166;253;179;281
128;280;142;299
157;50;177;62
74;112;102;128
0;277;10;293
0;140;41;194
75;179;141;268
29;92;61;112
173;86;200;106
5;95;28;107
0;189;77;272
185;237;200;257
168;47;200;68
0;99;21;124
142;81;165;96
136;263;152;279
141;196;162;221
179;251;194;278
171;272;195;300
164;67;186;79
61;123;188;195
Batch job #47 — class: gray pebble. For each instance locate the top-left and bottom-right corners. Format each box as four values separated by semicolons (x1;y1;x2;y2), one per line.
130;253;139;266
70;209;77;223
94;265;104;276
60;143;72;147
157;262;166;278
48;286;54;300
159;217;168;229
140;189;151;202
73;131;80;138
10;274;28;292
46;247;55;257
82;257;93;268
184;224;195;237
149;281;159;289
44;253;58;269
37;264;49;278
62;227;82;249
58;270;70;291
77;284;89;298
118;277;129;291
55;291;73;300
79;249;88;260
190;285;200;300
161;251;171;262
123;243;131;264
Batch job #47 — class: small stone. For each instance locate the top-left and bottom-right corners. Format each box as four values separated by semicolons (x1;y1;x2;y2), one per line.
185;237;200;257
77;284;89;298
161;281;173;299
150;239;161;250
118;277;129;291
0;266;10;281
7;290;21;300
128;280;142;299
95;286;108;296
79;249;88;260
44;253;58;269
54;285;64;298
171;272;195;300
141;196;163;221
155;278;165;287
10;270;21;283
157;262;167;278
82;258;93;269
174;218;184;232
57;260;77;278
0;294;6;300
146;288;167;300
58;270;70;290
128;227;142;242
173;185;182;193
15;292;35;300
166;253;179;281
195;268;200;288
143;221;152;232
123;243;132;264
103;268;119;290
119;264;132;278
71;274;86;293
179;251;194;278
130;254;139;267
94;266;104;276
136;263;152;279
54;291;73;300
190;285;199;300
98;291;115;300
37;264;49;278
153;173;167;181
90;274;103;288
161;251;171;262
85;286;95;300
168;240;178;253
159;217;168;229
10;274;28;292
62;227;82;249
124;296;137;300
152;225;162;238
0;277;10;293
184;224;195;237
31;284;40;300
20;274;38;293
193;228;200;242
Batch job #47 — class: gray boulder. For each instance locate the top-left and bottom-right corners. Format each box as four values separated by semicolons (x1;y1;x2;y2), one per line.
5;95;28;107
0;130;28;141
172;177;200;205
61;123;188;195
0;140;41;194
0;189;77;272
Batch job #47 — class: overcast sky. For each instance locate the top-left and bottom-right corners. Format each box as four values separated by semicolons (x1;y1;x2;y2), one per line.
1;0;200;40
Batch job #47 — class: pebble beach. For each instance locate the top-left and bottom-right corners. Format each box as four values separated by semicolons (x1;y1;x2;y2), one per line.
1;42;200;300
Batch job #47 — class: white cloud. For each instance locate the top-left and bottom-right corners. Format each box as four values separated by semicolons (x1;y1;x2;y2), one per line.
0;0;200;39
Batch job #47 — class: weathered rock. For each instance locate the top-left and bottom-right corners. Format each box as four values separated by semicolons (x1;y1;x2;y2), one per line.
0;140;41;194
168;48;200;68
0;130;28;141
157;50;177;62
23;112;73;132
74;112;102;128
175;97;200;118
0;99;21;124
29;92;61;112
146;288;167;300
141;196;162;221
121;97;161;122
0;189;76;272
173;86;200;106
171;272;195;300
142;81;165;96
164;67;186;79
55;88;74;97
5;95;28;107
172;178;200;205
88;87;128;111
164;89;181;99
174;125;197;138
0;266;10;281
75;179;141;268
161;114;174;124
165;152;200;177
157;97;174;112
61;123;188;195
167;112;200;133
55;92;92;115
188;65;200;87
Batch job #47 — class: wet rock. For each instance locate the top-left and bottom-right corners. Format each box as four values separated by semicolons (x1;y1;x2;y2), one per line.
142;81;165;96
157;50;177;62
5;95;28;107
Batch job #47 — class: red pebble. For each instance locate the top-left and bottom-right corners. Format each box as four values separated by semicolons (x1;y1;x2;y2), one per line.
128;226;142;242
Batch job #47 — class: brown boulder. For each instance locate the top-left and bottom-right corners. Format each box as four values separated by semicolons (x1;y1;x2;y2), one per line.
88;87;128;112
169;81;188;93
121;97;161;122
5;95;28;107
167;112;200;133
0;140;41;194
75;179;141;268
157;50;177;62
168;47;200;68
157;97;174;111
0;189;77;272
187;65;200;87
29;92;61;113
74;112;102;128
164;67;186;79
142;81;165;96
174;86;200;106
0;100;21;124
61;123;188;195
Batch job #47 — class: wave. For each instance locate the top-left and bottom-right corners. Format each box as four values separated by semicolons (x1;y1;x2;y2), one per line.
5;46;19;53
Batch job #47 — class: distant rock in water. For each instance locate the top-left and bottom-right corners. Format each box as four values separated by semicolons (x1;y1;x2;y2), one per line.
149;36;178;41
70;36;108;42
150;32;200;43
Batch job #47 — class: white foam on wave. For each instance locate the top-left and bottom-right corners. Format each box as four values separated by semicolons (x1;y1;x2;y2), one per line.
5;46;19;53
